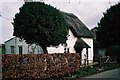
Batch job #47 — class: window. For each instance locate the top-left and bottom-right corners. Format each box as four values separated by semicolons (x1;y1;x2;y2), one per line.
64;48;67;53
64;47;70;53
19;46;23;54
67;48;69;53
10;46;14;54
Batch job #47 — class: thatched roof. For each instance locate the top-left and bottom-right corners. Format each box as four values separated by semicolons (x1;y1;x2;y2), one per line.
62;12;94;38
61;12;93;48
74;38;91;48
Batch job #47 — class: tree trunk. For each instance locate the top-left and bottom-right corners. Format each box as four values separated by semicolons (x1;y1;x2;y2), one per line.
41;45;48;54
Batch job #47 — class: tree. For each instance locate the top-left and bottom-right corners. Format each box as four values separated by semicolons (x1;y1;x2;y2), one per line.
12;2;68;53
106;45;120;64
96;3;120;64
96;3;120;47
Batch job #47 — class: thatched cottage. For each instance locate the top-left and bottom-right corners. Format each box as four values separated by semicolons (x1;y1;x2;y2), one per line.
5;12;94;64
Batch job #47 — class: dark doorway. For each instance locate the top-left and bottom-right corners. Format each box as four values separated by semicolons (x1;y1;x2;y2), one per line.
75;48;83;65
19;46;23;54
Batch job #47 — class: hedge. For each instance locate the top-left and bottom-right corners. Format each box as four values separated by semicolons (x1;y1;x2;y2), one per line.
2;53;80;79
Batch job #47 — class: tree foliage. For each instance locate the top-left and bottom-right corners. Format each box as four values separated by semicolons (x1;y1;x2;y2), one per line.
96;3;120;47
12;2;68;53
106;45;120;64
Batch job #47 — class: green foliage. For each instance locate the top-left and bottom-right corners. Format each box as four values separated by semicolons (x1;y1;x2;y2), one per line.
65;66;97;78
102;63;120;71
106;45;120;64
64;62;120;78
40;63;120;79
106;45;120;56
0;45;5;54
2;49;6;54
0;48;2;54
96;3;120;47
13;2;68;53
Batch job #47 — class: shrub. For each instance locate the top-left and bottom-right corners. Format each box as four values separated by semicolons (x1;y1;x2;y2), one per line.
103;63;120;70
2;53;80;79
106;45;120;64
73;66;97;77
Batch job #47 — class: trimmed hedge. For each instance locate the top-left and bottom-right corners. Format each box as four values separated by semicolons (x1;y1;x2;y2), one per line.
2;53;80;79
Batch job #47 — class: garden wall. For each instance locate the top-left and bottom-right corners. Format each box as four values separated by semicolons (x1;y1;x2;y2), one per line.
2;53;80;79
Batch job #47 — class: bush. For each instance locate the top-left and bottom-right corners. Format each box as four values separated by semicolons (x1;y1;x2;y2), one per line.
103;63;120;70
2;53;80;79
106;45;120;64
73;66;97;77
64;62;119;78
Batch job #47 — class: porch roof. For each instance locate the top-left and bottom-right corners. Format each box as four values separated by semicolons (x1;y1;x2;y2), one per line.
74;38;91;48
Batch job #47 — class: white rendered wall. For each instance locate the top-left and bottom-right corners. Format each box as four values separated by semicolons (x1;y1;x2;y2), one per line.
47;29;77;53
81;37;94;63
5;37;43;54
81;48;87;64
5;37;15;54
47;44;64;54
66;29;77;53
16;38;28;54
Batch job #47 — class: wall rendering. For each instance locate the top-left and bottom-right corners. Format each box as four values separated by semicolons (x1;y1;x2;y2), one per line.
47;29;77;53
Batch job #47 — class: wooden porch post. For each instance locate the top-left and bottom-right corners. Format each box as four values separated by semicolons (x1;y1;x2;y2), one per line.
86;48;89;64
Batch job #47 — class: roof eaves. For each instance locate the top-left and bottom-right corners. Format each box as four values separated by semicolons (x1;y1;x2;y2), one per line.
5;37;15;43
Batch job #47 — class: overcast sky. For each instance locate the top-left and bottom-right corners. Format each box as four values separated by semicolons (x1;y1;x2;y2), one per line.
0;0;120;44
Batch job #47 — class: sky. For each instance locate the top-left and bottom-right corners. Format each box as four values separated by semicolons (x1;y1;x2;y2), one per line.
0;0;120;44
